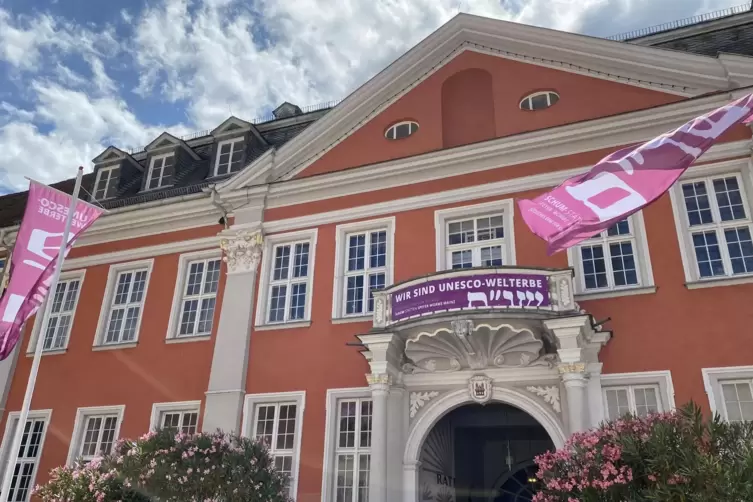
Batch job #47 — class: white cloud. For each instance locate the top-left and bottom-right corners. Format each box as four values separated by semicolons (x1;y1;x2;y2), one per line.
0;0;746;194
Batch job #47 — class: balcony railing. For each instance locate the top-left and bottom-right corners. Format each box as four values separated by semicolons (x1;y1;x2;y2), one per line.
371;267;576;328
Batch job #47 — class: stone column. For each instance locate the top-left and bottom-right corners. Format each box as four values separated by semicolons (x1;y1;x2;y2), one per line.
402;460;421;502
559;363;589;434
368;373;390;502
202;230;263;434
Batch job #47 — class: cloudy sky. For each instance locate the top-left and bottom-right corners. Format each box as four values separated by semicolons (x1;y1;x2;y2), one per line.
0;0;744;193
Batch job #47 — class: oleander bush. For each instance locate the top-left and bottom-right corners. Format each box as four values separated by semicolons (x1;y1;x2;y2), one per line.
35;429;290;502
533;403;753;502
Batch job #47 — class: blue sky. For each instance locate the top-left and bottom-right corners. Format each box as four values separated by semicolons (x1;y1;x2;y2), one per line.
0;0;744;193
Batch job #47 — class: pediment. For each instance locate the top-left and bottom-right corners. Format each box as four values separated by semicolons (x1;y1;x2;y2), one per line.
217;13;753;193
211;116;252;137
92;146;126;164
145;132;200;160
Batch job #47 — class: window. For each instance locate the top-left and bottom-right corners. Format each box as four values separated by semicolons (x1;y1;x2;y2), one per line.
93;166;119;200
96;260;153;346
384;121;418;140
703;366;753;422
333;218;394;320
0;410;50;502
720;380;753;422
334;399;372;502
244;392;304;499
67;406;124;465
680;174;753;279
29;273;84;353
256;230;317;328
434;200;515;271
150;401;201;434
146;153;175;190
214;137;244;176
603;385;661;420
267;242;310;323
177;258;220;337
519;91;559;111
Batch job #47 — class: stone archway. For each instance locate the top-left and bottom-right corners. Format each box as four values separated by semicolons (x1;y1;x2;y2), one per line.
402;387;566;502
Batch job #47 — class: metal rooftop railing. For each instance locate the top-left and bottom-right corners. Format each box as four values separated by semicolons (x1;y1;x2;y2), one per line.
607;2;752;41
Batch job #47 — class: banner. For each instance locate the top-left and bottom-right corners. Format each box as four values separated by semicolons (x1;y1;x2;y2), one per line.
0;181;103;360
519;93;753;254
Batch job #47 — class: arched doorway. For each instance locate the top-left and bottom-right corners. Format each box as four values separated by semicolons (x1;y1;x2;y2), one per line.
417;402;553;502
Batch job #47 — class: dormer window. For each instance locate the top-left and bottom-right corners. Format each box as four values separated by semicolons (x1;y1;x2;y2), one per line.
93;166;119;200
215;138;244;176
147;153;175;190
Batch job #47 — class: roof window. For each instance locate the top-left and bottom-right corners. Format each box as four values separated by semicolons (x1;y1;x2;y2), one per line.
520;91;559;111
385;121;419;140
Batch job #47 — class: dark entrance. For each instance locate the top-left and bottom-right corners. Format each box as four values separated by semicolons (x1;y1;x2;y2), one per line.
419;402;553;502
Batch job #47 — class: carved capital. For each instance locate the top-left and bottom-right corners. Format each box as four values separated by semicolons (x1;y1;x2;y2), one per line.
558;362;586;374
366;373;392;388
220;230;263;275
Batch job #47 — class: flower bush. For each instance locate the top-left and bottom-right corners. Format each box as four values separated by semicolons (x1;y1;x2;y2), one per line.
533;403;753;502
35;429;290;502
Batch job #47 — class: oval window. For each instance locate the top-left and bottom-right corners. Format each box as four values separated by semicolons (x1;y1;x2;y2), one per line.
519;91;559;111
385;121;419;140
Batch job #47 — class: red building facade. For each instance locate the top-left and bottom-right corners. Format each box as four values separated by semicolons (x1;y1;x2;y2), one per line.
1;10;753;502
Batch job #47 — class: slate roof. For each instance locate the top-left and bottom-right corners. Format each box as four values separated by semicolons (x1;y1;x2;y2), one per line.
0;108;330;226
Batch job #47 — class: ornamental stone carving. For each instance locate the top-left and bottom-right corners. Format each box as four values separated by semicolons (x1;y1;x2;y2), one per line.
366;373;392;387
403;322;554;373
526;385;561;413
409;391;439;418
558;362;586;374
469;375;493;404
220;230;263;275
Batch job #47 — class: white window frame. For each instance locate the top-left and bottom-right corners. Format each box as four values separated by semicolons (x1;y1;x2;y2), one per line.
669;159;753;288
702;365;753;421
150;401;201;433
600;371;675;422
214;137;245;176
66;405;125;465
27;270;86;354
384;121;419;140
94;259;154;348
255;229;318;329
146;152;175;190
93;166;118;200
434;200;516;271
519;91;559;111
241;391;305;501
321;387;372;502
0;409;52;502
567;212;655;299
332;217;395;321
166;249;222;341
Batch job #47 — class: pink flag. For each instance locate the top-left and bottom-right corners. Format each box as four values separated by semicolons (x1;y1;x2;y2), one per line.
0;181;103;360
519;93;753;255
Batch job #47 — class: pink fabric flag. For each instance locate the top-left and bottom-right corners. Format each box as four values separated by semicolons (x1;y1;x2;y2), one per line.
0;181;103;360
519;93;753;255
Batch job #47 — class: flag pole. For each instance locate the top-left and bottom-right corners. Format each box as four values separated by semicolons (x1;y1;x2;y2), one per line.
0;167;85;500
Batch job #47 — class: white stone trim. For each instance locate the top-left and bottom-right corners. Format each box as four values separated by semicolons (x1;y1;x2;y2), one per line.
254;228;318;327
241;391;305;500
262;142;749;236
145;152;175;190
67;405;125;466
567;212;655;297
668;157;753;285
702;365;753;419
27;269;87;354
149;400;202;431
0;408;52;499
62;236;220;271
320;387;371;502
93;259;155;347
214;137;245;176
166;249;223;340
92;165;118;201
433;199;516;271
600;370;676;419
331;217;395;320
